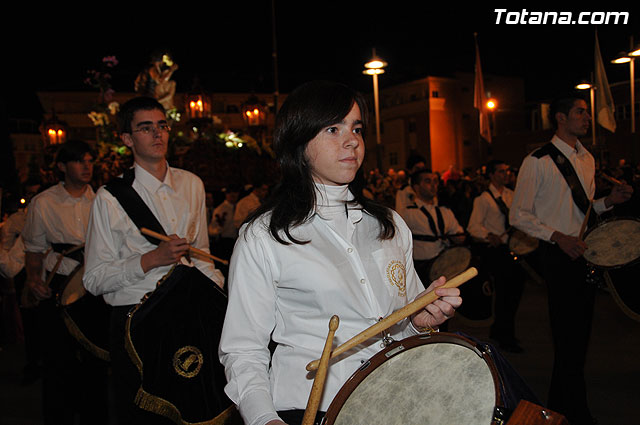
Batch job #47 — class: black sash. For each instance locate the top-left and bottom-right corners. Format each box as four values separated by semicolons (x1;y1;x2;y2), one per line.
104;168;167;245
410;205;446;243
486;190;510;227
51;243;85;264
533;142;597;227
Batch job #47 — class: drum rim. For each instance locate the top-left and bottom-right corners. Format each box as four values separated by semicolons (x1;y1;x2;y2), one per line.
322;332;503;425
583;216;640;270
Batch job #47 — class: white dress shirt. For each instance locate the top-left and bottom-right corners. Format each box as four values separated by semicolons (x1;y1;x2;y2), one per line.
219;184;425;425
467;184;513;244
397;198;464;260
83;163;224;306
233;192;261;229
510;135;609;241
22;182;95;276
209;200;237;239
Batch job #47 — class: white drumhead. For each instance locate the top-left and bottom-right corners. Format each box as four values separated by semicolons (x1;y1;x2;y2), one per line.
584;219;640;268
333;342;496;425
508;230;539;256
429;247;471;282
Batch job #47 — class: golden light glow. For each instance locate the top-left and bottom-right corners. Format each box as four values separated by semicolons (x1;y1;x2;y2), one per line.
486;99;497;110
364;59;387;69
630;48;640;57
575;83;592;90
612;56;631;64
363;68;385;75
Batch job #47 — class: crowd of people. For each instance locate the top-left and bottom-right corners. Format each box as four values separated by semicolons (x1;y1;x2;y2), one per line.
0;84;637;425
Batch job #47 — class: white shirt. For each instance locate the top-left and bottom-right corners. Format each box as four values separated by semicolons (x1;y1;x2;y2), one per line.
467;184;513;244
510;135;609;241
219;184;425;425
233;192;261;229
397;197;464;260
22;182;95;276
83;163;224;306
209;200;237;239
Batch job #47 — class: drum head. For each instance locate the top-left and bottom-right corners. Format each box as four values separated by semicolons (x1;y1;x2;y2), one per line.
429;247;472;282
583;218;640;268
324;334;500;425
508;230;539;256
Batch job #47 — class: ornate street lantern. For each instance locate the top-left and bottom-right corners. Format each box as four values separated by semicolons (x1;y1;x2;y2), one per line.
241;95;268;127
41;111;67;147
185;92;212;120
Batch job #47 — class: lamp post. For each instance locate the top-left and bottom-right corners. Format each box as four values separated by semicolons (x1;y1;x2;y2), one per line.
611;38;640;134
486;98;497;137
363;49;387;171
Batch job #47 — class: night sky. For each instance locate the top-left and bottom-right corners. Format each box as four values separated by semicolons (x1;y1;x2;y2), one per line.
5;4;640;118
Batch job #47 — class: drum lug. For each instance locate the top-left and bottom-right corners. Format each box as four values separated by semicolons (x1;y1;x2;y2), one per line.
384;344;405;359
492;405;509;424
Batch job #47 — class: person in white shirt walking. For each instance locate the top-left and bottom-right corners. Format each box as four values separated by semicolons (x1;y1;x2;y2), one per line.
510;95;632;425
83;96;224;424
22;140;108;425
397;167;465;288
468;159;525;352
219;81;461;425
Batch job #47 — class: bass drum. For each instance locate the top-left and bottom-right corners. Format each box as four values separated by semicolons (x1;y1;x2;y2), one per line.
430;246;493;324
323;333;505;425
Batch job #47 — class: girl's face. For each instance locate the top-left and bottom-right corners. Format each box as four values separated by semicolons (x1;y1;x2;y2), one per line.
305;103;365;186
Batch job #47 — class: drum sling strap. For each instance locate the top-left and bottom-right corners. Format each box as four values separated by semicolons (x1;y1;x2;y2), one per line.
533;142;597;228
104;168;168;245
410;205;445;242
486;190;510;227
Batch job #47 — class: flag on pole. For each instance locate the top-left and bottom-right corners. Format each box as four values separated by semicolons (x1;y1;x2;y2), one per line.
594;32;616;133
474;33;492;143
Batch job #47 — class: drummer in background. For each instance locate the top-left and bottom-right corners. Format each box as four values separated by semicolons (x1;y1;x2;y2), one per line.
510;94;632;425
83;96;225;424
219;80;461;425
396;167;465;290
467;159;525;353
21;140;108;425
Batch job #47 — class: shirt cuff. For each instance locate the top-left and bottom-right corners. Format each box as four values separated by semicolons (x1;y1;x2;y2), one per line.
593;197;612;215
125;253;146;283
238;389;280;425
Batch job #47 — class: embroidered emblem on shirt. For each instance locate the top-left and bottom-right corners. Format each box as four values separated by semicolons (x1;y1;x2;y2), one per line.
386;260;406;297
556;155;565;165
172;346;203;378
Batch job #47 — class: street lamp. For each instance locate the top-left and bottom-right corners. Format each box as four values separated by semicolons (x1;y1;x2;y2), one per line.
611;39;640;133
486;98;497;136
575;79;597;146
363;49;387;171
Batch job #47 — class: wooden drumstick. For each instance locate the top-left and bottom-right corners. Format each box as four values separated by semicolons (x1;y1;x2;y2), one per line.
600;173;624;186
140;228;229;265
306;267;477;371
302;315;339;425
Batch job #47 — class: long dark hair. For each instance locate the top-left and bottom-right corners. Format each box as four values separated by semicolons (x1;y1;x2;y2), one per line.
246;80;396;245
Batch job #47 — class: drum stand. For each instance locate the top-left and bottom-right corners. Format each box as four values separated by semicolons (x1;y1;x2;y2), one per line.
506;400;568;425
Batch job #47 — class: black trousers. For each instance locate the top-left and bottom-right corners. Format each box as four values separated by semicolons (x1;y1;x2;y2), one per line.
39;276;109;425
539;242;595;424
278;409;325;425
482;245;525;342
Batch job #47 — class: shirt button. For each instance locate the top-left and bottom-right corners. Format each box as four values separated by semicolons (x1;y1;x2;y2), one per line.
347;248;353;253
360;278;366;284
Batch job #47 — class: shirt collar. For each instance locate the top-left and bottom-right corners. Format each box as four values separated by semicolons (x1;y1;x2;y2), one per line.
552;134;587;158
134;162;175;193
56;182;95;201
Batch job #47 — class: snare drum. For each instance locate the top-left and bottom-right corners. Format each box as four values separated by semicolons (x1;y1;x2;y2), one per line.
323;333;505;425
583;217;640;269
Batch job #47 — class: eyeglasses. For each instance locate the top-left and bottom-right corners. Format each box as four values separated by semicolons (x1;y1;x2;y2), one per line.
132;123;171;134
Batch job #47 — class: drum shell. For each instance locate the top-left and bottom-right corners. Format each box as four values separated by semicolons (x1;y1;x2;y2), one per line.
323;333;504;425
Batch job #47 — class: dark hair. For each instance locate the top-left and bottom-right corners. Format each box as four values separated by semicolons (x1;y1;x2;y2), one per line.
117;96;165;134
246;80;396;245
486;159;507;176
410;167;434;186
549;94;587;129
406;153;427;172
55;140;94;164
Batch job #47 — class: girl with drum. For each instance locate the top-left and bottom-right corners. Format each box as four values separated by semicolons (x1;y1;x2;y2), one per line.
219;81;461;425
